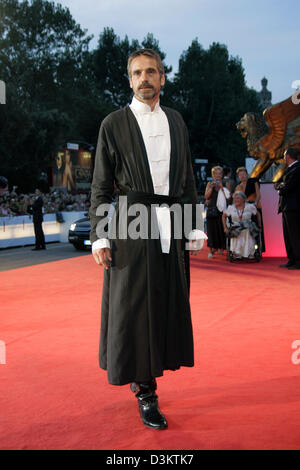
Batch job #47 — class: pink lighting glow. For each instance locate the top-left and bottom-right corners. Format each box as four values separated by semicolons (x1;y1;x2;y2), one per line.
260;184;286;257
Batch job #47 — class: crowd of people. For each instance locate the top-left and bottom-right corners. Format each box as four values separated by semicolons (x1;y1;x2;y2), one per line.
1;150;299;269
204;165;264;260
0;189;91;217
0;165;268;262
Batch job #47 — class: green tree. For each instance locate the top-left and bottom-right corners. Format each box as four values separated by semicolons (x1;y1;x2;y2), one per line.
92;28;171;109
0;0;97;190
0;4;263;192
165;39;261;169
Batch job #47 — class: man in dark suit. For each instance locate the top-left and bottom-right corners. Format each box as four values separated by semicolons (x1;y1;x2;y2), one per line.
275;148;300;269
28;188;46;250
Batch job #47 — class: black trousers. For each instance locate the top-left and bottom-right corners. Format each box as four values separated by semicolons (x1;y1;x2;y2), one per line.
257;208;266;252
33;220;45;248
282;211;300;266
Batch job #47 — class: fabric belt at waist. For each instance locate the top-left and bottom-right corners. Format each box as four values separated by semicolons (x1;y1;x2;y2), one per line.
119;190;182;206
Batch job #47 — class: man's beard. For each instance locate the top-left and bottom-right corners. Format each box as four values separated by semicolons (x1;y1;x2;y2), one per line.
135;82;157;101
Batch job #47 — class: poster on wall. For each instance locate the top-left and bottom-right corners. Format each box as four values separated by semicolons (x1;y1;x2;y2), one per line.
52;143;93;191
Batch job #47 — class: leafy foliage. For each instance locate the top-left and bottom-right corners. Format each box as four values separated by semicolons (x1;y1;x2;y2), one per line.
163;40;262;168
0;0;96;190
0;1;262;191
92;28;172;108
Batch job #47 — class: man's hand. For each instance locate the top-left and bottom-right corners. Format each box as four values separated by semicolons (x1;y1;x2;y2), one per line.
92;247;112;270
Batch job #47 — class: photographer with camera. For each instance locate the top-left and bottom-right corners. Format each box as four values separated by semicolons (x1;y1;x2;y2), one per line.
205;166;231;259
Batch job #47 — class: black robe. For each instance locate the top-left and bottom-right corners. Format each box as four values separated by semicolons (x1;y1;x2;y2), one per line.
89;105;200;385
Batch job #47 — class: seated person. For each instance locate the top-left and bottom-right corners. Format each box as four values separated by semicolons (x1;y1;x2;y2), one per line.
235;166;265;252
222;191;261;259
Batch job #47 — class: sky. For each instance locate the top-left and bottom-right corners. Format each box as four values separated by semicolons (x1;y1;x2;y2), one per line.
58;0;300;104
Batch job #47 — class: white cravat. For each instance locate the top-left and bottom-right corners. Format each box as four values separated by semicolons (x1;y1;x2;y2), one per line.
129;97;171;253
92;97;205;253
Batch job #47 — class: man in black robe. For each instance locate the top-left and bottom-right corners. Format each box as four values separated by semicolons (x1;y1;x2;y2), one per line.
89;49;204;430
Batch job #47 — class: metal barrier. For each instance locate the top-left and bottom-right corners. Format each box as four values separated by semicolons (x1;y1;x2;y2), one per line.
0;212;87;248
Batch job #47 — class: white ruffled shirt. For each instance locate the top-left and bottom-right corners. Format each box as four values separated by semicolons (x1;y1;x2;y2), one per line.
92;97;205;253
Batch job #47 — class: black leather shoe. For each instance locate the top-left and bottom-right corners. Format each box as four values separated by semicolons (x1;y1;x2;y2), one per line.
31;247;41;251
288;265;300;270
131;380;168;430
137;393;168;430
279;262;294;268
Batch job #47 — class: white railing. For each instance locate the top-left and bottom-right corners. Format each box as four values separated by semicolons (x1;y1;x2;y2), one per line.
0;212;87;248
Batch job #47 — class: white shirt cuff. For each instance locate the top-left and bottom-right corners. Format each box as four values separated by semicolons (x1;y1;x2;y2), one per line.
92;238;110;251
92;230;207;252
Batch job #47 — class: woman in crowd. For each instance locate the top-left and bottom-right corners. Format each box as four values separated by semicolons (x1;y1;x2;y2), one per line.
222;191;261;259
205;166;231;258
235;167;261;205
0;202;11;216
223;167;235;196
235;167;265;251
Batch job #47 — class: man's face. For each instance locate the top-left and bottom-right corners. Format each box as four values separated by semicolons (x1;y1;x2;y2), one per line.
129;55;165;104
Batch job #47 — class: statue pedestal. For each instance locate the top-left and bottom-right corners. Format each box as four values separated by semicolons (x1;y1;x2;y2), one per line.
260;183;286;257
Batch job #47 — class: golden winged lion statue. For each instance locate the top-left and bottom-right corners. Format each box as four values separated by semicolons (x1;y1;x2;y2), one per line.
236;95;300;182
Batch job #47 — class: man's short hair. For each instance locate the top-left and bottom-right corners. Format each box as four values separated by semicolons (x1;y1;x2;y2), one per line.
286;147;300;161
127;49;165;78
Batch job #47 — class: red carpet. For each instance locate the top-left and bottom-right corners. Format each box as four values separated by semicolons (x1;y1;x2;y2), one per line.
1;247;300;450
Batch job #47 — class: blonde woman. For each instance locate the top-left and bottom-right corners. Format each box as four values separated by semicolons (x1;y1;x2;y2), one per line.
205;166;231;258
235;167;261;206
